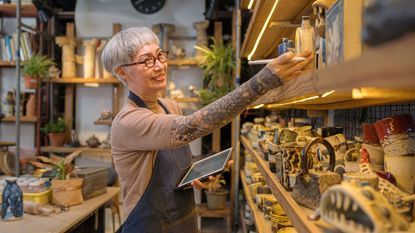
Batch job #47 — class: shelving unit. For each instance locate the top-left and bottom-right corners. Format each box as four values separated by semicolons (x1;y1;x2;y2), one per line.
250;33;415;110
0;61;17;67
94;119;112;125
240;170;272;233
241;136;341;233
40;146;111;157
167;58;200;66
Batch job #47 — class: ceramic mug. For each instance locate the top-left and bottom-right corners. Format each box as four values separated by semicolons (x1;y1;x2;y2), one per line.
278;129;298;144
361;143;384;166
384;154;415;194
324;133;348;160
362;123;380;144
343;172;379;189
343;148;360;173
296;125;313;137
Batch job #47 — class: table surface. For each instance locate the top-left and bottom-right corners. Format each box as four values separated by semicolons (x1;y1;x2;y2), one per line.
0;187;119;233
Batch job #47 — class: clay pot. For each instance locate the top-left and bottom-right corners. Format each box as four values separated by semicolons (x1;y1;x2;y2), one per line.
24;76;38;90
48;133;66;147
86;134;100;148
205;189;228;210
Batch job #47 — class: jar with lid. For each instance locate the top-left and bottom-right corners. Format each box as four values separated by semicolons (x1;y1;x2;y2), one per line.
1;177;23;221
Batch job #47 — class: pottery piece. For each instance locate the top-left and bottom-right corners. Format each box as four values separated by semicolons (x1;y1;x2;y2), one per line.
312;0;336;38
82;39;99;79
1;177;23;221
320;182;409;233
343;148;360;173
342;172;379;189
291;137;341;209
384;154;415;194
55;23;77;78
25;94;36;117
362;123;380;144
86;134;101;148
193;20;209;57
295;16;315;70
278;129;298;144
361;143;384;167
374;114;415;156
152;23;175;52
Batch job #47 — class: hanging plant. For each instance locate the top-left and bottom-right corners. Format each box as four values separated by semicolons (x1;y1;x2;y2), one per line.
195;38;235;105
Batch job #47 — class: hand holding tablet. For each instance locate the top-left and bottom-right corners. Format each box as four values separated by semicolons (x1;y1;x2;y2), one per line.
176;148;233;190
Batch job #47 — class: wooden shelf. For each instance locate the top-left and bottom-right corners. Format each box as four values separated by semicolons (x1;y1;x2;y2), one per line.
45;78;119;84
241;0;314;59
94;119;112;125
240;170;273;233
167;58;200;66
40;146;111;157
1;116;37;123
0;61;17;67
0;3;37;17
250;33;415;110
241;136;341;233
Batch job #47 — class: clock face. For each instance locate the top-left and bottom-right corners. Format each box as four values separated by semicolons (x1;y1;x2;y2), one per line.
131;0;166;14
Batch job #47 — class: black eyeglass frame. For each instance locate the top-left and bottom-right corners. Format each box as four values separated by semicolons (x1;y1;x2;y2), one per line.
118;50;169;68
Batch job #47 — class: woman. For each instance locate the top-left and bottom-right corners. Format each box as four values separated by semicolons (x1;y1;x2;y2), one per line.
102;27;312;233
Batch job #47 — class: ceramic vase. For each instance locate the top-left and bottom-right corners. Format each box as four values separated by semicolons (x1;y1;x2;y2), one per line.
1;177;23;221
295;16;315;70
25;94;36;117
384;154;415;194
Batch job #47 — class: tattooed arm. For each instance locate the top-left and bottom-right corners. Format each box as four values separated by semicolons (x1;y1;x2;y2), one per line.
170;51;313;147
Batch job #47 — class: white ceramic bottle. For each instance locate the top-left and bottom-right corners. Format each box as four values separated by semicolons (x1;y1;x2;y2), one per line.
295;16;315;69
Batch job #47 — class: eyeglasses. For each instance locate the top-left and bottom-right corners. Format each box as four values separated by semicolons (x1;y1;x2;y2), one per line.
119;50;169;68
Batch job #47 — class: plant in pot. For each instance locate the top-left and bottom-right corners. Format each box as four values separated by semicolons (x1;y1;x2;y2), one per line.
195;38;235;105
22;53;55;89
205;174;229;210
41;117;66;147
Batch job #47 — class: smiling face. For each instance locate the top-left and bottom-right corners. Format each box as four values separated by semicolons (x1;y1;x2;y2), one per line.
117;43;168;100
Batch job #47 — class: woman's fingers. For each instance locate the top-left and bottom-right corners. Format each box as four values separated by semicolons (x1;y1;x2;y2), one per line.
281;55;313;77
191;179;208;190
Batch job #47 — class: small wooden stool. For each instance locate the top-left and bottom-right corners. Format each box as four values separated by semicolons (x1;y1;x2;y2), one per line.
195;203;231;233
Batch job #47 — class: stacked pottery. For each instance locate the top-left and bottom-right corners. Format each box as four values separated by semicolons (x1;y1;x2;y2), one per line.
374;114;415;193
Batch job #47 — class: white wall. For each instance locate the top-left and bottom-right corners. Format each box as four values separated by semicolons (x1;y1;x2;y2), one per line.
74;0;205;152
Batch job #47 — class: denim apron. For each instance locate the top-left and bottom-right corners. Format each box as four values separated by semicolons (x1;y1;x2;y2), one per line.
116;91;197;233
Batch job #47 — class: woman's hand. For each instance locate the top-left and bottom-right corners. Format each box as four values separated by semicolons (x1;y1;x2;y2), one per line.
191;160;233;190
266;50;313;83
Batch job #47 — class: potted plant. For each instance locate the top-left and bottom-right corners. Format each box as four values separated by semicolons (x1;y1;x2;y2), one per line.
205;174;229;210
31;150;84;206
195;38;235;105
42;117;66;147
22;53;55;89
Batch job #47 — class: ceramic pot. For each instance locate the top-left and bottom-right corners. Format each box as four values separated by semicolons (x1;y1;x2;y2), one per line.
362;123;379;144
24;76;38;90
205;189;228;210
295;16;315;70
343;148;360;173
1;177;23;221
384;154;415;194
342;172;379;189
361;143;384;166
48;133;66;147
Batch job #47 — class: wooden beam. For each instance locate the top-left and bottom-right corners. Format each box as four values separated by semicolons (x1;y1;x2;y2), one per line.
64;85;74;142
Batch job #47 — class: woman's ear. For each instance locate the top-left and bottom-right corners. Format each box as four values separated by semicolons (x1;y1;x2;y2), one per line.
115;67;129;83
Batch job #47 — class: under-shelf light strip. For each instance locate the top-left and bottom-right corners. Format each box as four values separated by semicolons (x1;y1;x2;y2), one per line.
248;0;255;10
247;0;280;60
252;89;336;109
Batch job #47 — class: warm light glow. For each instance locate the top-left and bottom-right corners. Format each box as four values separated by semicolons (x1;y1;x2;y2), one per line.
267;95;320;108
84;83;99;88
352;88;363;99
248;0;255;9
247;0;280;60
253;104;264;109
321;90;335;98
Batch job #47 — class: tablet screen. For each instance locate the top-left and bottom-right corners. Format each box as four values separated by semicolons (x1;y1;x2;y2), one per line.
178;148;232;188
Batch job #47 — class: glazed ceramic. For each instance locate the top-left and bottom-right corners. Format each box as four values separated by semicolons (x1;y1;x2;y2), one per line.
362;123;380;144
344;148;360;173
384;154;415;193
1;177;23;221
342;172;379;188
361;143;384;166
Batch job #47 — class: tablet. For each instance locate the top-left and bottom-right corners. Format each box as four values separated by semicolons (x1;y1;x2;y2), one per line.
176;148;233;189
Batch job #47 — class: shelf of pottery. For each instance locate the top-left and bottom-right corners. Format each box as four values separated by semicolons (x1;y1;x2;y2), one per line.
241;0;415;111
239;112;415;233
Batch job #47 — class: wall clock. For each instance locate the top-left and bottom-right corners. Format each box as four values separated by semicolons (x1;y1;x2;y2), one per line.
131;0;166;14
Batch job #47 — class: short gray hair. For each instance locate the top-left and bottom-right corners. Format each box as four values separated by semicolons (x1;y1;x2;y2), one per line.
102;27;160;84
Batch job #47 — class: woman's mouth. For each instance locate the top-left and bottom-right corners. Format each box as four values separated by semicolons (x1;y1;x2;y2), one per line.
153;74;166;81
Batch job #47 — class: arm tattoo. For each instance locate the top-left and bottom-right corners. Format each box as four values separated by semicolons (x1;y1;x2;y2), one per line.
170;67;282;147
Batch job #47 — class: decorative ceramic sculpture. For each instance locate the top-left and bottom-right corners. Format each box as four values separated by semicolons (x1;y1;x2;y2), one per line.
152;23;175;51
319;182;409;233
25;94;36;117
86;134;100;148
55;23;77;78
171;44;186;59
95;40;107;79
291;137;341;209
82;39;99;78
193;20;209;57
